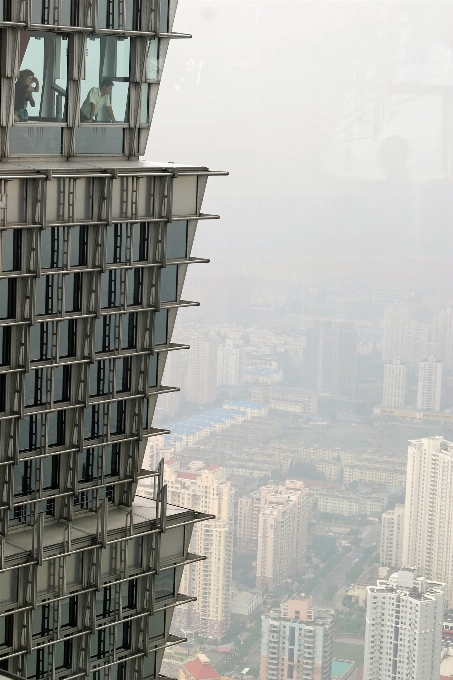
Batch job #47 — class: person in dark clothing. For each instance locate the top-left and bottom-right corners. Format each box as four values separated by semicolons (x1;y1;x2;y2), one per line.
14;69;40;122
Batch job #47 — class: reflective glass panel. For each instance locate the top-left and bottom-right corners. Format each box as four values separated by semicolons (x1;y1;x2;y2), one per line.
149;610;165;640
160;265;177;302
59;319;77;358
167;220;187;259
75;127;123;154
106;223;126;263
155;569;174;600
141;83;149;124
98;0;141;30
149;353;157;387
31;0;74;26
159;0;168;33
133;223;148;261
0;279;16;319
155;309;167;345
82;37;130;123
41;227;62;269
70;225;88;267
2;230;22;271
15;32;68;123
146;40;159;81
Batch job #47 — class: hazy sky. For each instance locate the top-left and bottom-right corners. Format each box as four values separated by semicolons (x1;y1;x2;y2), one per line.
146;1;453;314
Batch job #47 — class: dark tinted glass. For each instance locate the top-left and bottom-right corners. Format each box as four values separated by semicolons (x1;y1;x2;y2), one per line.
155;310;167;345
133;223;148;261
149;609;165;640
59;319;77;358
155;569;174;600
30;323;51;362
96;317;114;353
107;224;126;264
122;313;137;349
104;444;119;477
128;268;143;306
54;365;71;402
9;127;62;155
160;265;177;302
2;229;22;271
41;228;62;269
42;454;60;489
149;353;157;387
166;221;187;259
116;356;131;393
47;411;65;447
70;225;88;267
0;279;16;319
36;276;56;315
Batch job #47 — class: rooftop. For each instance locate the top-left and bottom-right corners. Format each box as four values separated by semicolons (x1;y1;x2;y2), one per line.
331;660;354;679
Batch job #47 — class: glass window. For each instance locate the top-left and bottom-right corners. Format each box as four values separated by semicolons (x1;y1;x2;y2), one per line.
27;646;49;679
107;223;127;263
85;404;102;440
122;312;137;349
149;353;157;387
65;272;82;312
96;585;115;619
15;32;68;124
159;0;169;32
128;267;143;306
2;229;22;271
167;221;187;259
60;596;78;628
146;40;159;81
96;316;114;353
31;0;74;26
32;603;54;638
9;126;62;155
133;223;149;262
54;365;71;402
116;356;131;393
78;448;99;483
101;270;120;308
41;227;62;269
0;327;11;366
155;569;174;600
116;622;131;651
70;225;88;267
155;309;167;345
30;322;51;362
14;459;36;496
25;369;44;406
54;639;72;671
110;400;125;435
90;360;109;396
160;265;177;302
149;609;165;641
104;444;119;477
59;319;77;358
140;83;150;124
0;279;16;319
48;410;65;447
143;651;156;679
82;37;130;124
74;126;123;154
19;414;39;451
122;579;136;611
91;629;109;659
42;454;60;489
36;275;56;316
0;614;12;648
98;0;141;30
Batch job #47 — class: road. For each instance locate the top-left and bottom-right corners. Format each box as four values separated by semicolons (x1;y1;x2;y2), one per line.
311;524;381;602
230;640;261;676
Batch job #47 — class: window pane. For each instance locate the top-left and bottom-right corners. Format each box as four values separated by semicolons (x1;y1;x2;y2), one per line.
155;569;174;600
128;268;143;306
160;265;177;302
59;319;77;358
133;223;149;262
116;356;131;393
54;365;71;402
36;276;56;315
2;229;22;271
9;126;62;155
104;444;119;477
149;353;157;387
106;224;126;264
81;37;130;123
0;279;16;319
31;0;74;26
159;0;169;32
65;273;82;312
0;327;11;366
146;40;159;81
15;32;68;123
167;221;187;259
41;227;62;269
74;127;123;154
25;369;44;406
96;317;114;353
140;83;150;124
102;270;119;308
70;225;88;267
42;454;60;489
143;651;156;679
155;310;167;345
48;411;65;447
110;400;125;435
122;313;137;349
30;323;51;361
149;610;165;641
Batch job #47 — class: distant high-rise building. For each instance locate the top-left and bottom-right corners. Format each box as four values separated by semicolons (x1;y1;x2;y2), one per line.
364;568;444;680
154;350;183;422
401;320;429;367
237;484;276;554
382;360;406;408
256;480;309;590
186;337;219;406
217;339;245;385
402;437;453;607
302;320;357;399
380;504;405;568
260;595;333;680
416;356;442;411
432;307;453;370
382;303;409;363
164;461;234;638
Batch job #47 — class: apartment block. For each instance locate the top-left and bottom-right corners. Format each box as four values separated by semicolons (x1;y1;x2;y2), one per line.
217;339;244;386
260;596;333;680
402;436;453;607
343;463;406;487
161;462;234;639
186;337;219;406
417;357;442;411
251;386;317;415
382;360;406;408
317;492;386;517
256;481;309;590
380;504;405;569
364;568;444;680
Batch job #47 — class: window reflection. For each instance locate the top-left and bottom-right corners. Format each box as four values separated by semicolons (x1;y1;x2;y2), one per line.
31;0;74;26
82;37;130;124
15;32;68;123
146;40;159;81
98;0;141;30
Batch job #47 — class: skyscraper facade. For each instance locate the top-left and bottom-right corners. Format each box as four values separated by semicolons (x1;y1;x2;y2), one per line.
380;504;404;568
260;596;333;680
364;568;444;680
382;360;406;408
0;0;224;677
416;357;442;411
402;436;453;607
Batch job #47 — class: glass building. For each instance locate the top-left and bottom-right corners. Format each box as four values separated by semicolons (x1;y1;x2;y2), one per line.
0;0;224;677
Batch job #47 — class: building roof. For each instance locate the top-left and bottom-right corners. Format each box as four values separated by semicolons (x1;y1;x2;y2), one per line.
185;656;220;680
177;472;198;480
205;465;220;471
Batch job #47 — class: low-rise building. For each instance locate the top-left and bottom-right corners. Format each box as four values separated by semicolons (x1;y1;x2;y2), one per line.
380;504;405;568
231;589;263;622
317;491;387;517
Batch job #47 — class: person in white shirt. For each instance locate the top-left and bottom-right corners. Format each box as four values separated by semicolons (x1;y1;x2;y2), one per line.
80;78;117;122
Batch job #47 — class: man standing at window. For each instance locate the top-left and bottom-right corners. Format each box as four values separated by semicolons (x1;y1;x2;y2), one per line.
80;79;117;122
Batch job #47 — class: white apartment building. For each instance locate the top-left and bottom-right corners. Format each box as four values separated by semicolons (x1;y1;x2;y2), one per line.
382;303;409;363
186;336;218;406
163;462;234;638
402;436;453;607
364;568;444;680
382;360;406;408
380;504;405;568
256;480;309;590
317;492;386;517
417;356;442;411
432;307;453;370
217;338;244;385
154;350;183;421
